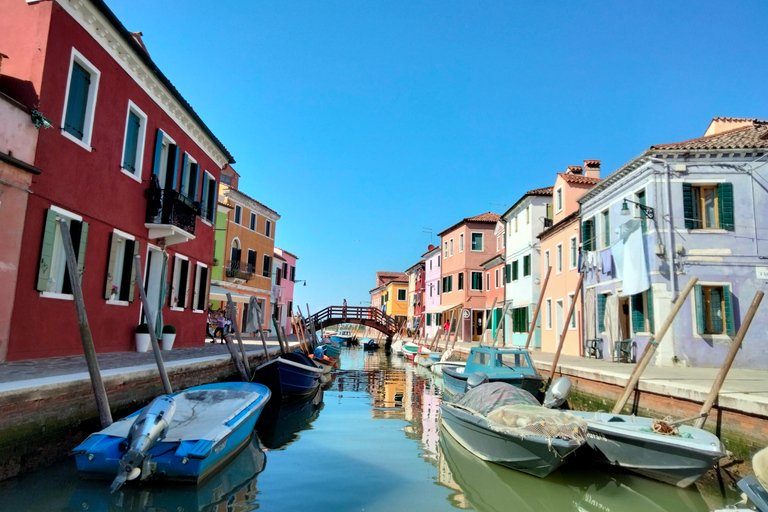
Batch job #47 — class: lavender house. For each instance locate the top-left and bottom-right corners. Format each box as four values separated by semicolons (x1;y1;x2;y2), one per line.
578;118;768;369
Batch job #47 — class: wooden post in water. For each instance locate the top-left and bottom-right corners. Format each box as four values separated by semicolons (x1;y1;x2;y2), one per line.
695;291;764;429
60;219;112;428
132;253;172;395
547;273;584;387
482;297;497;346
492;302;512;347
612;277;699;414
253;302;272;359
226;294;251;380
525;266;552;349
305;304;318;350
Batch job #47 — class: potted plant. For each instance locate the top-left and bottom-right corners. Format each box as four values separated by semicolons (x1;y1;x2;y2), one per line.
161;324;176;351
135;323;151;352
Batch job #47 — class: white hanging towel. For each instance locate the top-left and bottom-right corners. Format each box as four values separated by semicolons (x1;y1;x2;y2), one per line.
613;219;649;296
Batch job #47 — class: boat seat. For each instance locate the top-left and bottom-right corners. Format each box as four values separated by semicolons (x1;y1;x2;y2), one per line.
613;339;632;363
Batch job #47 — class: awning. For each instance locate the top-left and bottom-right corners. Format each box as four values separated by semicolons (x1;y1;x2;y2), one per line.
424;303;461;314
209;285;251;303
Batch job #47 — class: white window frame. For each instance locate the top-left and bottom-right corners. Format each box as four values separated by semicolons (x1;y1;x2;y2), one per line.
444;241;449;258
249;212;257;231
556;243;563;274
234;205;242;225
39;206;83;300
545;298;552;329
265;220;272;238
526;206;530;224
471;232;484;252
544;250;550;272
470;271;483;291
497;236;500;251
459;233;464;252
601;208;610;248
495;268;499;289
486;272;490;291
555;187;563;213
170;253;190;311
568;293;576;329
106;228;136;306
119;100;147;183
397;288;407;301
192;262;209;313
201;170;215;226
61;48;101;151
515;216;518;232
449;238;454;257
569;236;577;270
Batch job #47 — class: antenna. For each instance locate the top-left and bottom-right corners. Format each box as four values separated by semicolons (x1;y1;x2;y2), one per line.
490;202;507;210
421;227;433;243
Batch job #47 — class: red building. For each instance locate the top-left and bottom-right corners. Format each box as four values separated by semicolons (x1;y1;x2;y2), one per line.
0;0;234;361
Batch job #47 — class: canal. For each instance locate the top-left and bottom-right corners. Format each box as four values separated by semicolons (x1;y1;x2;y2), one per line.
0;346;739;511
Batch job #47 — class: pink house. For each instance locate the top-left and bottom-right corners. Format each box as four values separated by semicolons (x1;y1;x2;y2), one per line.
274;248;298;335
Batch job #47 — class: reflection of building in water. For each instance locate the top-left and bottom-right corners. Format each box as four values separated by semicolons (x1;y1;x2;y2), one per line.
436;447;470;509
213;480;259;512
420;381;441;461
369;368;407;420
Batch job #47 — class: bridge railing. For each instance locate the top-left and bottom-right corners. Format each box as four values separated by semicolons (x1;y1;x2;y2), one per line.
308;306;396;333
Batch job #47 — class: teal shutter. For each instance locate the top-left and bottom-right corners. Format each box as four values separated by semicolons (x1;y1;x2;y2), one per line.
200;174;209;218
36;209;58;291
123;111;140;172
631;293;644;333
179;153;188;194
152;129;165;176
683;183;695;229
191;164;200;201
64;62;90;139
597;294;606;332
512;261;518;281
76;221;89;285
646;287;654;333
694;285;705;334
582;218;594;251
128;241;139;302
210;180;217;224
718;183;734;231
505;264;511;283
723;285;735;336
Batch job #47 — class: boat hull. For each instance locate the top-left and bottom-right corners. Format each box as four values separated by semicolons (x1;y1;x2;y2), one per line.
442;366;543;397
72;382;271;483
253;353;322;400
440;403;580;478
570;411;726;487
321;344;341;358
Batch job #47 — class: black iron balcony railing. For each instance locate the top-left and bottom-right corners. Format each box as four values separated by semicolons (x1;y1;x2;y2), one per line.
145;188;200;235
226;260;255;280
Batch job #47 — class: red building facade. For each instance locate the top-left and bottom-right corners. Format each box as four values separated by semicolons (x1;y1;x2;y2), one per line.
0;0;234;360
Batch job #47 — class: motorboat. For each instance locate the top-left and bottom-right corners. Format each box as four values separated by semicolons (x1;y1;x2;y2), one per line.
441;345;544;397
361;337;379;350
402;342;419;360
440;379;587;478
319;341;341;359
568;410;726;488
72;382;271;489
331;329;355;345
252;351;323;400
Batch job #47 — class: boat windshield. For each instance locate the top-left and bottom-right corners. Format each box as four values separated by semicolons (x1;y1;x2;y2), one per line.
498;353;529;369
472;351;491;367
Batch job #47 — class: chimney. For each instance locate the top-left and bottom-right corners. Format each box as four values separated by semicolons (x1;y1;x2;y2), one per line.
583;159;601;179
0;52;7;77
566;165;583;175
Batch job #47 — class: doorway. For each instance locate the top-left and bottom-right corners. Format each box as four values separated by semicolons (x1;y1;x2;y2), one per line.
472;310;484;341
618;296;631;340
141;246;166;330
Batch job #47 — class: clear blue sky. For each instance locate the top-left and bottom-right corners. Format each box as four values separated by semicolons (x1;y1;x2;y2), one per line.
108;0;768;311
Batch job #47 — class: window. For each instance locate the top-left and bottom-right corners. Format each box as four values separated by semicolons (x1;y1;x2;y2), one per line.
601;209;610;247
262;254;271;277
397;289;407;301
570;236;577;270
442;275;453;293
556;243;563;273
514;216;518;232
631;289;655;334
683;183;734;231
151;129;179;190
438;255;441;267
120;101;147;180
449;238;454;257
287;301;293;317
426;313;432;326
283;263;288;280
545;299;552;329
526;206;530;224
437;281;440;295
247;249;257;275
200;171;217;223
544;250;550;272
695;285;734;335
597;293;607;332
637;189;648;233
471;271;483;291
512;307;529;333
497;236;500;251
36;207;89;297
229;239;241;272
170;254;190;309
192;263;209;312
512;260;519;281
275;267;282;285
104;229;139;302
250;213;256;230
568;293;576;329
471;232;483;251
505;263;511;283
523;255;531;277
180;153;199;200
265;220;272;238
62;49;100;149
444;241;448;258
220;173;232;185
486;272;490;290
290;266;296;281
429;259;432;270
495;268;499;288
459;234;464;252
582;217;595;251
546;203;553;221
458;272;464;291
555;187;563;212
234;205;242;225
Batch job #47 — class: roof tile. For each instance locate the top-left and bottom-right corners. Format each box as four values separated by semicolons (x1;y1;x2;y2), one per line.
558;173;602;185
651;120;768;150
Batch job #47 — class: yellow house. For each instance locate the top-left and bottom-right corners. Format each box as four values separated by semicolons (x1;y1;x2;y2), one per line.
384;279;409;325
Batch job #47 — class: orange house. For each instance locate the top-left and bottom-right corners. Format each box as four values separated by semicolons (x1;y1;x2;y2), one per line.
538;161;601;356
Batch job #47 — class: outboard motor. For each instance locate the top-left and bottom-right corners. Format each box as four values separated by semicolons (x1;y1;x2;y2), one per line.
543;376;572;409
110;395;176;492
466;372;489;391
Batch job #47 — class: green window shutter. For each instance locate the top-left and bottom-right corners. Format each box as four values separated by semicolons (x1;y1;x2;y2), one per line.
582;218;594;251
512;261;518;281
36;209;58;292
426;314;431;326
646;288;654;333
631;293;644;333
123;111;140;172
683;183;696;229
448;275;453;292
210;180;217;224
179;153;188;194
128;240;139;302
75;221;89;285
523;307;529;333
718;183;734;231
523;256;530;276
546;203;552;220
723;286;735;336
597;294;606;332
104;232;119;299
505;264;511;283
694;285;705;334
64;62;90;139
191;163;200;201
152;129;165;176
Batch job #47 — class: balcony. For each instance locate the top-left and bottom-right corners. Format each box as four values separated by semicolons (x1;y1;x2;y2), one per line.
145;188;200;245
226;260;255;281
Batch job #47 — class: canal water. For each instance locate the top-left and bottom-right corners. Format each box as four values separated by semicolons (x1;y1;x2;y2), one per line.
0;346;738;511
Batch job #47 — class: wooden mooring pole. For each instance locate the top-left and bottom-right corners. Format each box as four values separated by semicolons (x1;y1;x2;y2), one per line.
612;277;699;414
525;266;552;349
60;219;112;428
547;273;584;387
695;291;764;429
226;294;251;380
253;303;272;359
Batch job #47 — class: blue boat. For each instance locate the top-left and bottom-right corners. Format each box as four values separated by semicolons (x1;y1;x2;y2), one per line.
72;382;271;487
320;342;341;359
441;346;544;397
361;338;379;350
252;350;323;400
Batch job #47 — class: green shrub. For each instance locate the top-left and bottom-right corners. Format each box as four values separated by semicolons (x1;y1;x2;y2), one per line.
136;323;150;334
162;325;177;334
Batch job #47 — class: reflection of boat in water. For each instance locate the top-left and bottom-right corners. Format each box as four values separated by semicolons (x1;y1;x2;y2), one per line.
68;431;266;512
256;387;324;450
439;428;710;512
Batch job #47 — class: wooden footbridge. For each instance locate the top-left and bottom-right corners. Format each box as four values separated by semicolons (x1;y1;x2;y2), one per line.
305;306;398;338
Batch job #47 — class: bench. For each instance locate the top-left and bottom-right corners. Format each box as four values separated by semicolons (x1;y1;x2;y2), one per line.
584;338;601;358
613;339;632;363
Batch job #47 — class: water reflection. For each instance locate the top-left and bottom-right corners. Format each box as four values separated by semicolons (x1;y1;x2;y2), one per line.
256;387;325;450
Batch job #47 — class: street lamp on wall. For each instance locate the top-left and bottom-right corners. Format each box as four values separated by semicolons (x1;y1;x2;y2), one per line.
621;199;655;220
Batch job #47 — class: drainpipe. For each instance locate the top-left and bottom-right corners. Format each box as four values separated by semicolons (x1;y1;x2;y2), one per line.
664;163;677;300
